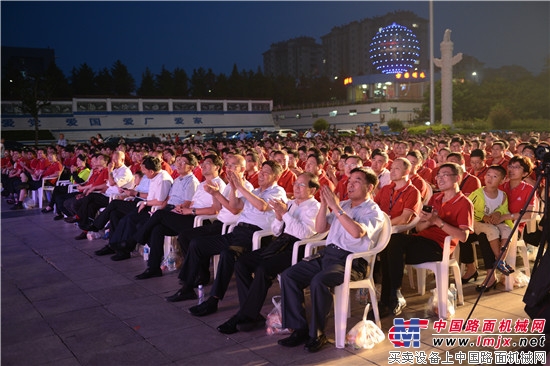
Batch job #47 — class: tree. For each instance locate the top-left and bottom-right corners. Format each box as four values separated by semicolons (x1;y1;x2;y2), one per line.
313;118;329;132
20;74;52;146
71;63;96;95
138;67;156;96
111;60;135;95
44;62;71;98
95;67;113;95
173;67;189;97
156;66;174;96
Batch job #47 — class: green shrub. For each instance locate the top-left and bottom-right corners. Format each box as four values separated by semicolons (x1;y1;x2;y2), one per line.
488;104;513;130
313;118;329;132
387;118;404;132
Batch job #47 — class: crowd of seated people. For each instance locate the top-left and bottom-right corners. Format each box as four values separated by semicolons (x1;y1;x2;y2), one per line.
1;129;548;352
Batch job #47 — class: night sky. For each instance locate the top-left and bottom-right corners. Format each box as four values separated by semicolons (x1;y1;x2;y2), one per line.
2;1;549;82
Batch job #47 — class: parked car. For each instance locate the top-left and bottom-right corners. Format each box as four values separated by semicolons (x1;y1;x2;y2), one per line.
269;129;298;139
337;129;357;137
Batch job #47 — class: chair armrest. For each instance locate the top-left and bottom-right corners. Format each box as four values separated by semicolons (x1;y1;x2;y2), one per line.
441;236;453;266
252;229;274;250
392;216;421;234
194;214;218;228
304;240;328;257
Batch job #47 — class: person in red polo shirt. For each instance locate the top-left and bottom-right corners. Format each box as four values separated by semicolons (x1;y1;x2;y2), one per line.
272;150;297;199
304;153;335;202
446;152;481;196
380;162;473;316
406;150;430;201
468;149;489;186
334;155;363;201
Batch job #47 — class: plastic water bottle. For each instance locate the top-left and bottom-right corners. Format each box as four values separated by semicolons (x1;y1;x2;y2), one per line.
166;247;176;272
198;285;204;304
102;228;110;240
357;288;368;305
143;244;150;261
449;283;457;308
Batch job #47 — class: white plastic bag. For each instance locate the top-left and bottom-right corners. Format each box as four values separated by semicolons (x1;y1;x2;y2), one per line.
427;288;455;318
265;295;291;335
513;271;530;288
345;304;385;349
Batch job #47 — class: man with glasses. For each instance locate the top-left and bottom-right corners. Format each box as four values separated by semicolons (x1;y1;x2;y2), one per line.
379;162;474;316
127;154;226;275
217;172;320;334
165;161;286;318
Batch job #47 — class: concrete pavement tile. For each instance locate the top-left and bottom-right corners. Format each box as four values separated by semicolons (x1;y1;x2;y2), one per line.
62;263;119;281
178;343;273;365
33;293;100;317
21;280;85;302
1;334;74;365
1;317;55;346
60;320;143;358
1;299;44;324
40;357;81;366
76;273;133;292
89;283;153;305
106;295;175;320
124;307;202;338
147;324;238;361
47;306;117;335
74;340;171;366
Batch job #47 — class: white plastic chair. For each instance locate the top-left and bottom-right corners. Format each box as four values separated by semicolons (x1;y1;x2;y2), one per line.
302;212;392;348
36;173;61;208
411;236;464;320
392;217;421;289
504;216;536;291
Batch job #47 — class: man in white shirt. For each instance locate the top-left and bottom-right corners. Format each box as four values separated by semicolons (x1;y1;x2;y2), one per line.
130;154;226;276
278;167;385;353
74;151;133;234
218;172;320;334
166;161;287;317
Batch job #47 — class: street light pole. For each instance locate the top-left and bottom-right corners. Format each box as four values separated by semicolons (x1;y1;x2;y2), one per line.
429;1;435;126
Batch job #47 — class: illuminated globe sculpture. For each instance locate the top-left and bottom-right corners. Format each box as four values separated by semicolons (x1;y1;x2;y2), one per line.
369;23;420;74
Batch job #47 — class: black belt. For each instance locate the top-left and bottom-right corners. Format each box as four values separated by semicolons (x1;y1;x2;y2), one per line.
327;244;346;251
237;222;262;231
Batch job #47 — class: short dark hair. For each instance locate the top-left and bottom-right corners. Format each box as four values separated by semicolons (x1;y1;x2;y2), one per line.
181;153;198;167
203;154;224;170
371;149;389;162
440;162;464;178
487;165;507;178
350;167;378;187
470;149;486;160
307;153;325;166
407;149;423;162
299;172;320;190
447;152;465;164
142;156;162;172
262;160;283;178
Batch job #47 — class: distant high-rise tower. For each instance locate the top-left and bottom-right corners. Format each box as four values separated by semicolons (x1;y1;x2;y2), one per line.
321;11;428;78
262;36;324;79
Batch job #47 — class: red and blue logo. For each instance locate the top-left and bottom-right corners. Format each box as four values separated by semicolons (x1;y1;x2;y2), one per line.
388;318;429;348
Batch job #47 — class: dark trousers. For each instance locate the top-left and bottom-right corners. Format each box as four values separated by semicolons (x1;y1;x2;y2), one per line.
46;184;68;210
110;209;151;252
380;233;443;305
76;193;109;224
234;234;299;320
178;224;260;300
134;209;196;270
93;199;138;232
280;245;367;338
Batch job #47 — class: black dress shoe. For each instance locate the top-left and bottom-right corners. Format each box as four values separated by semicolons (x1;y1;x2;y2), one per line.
53;214;64;221
95;245;115;256
79;223;99;232
165;287;197;302
75;231;88;240
135;268;162;280
217;314;242;334
41;207;53;214
110;252;131;261
189;296;218;317
64;216;78;223
278;329;309;347
304;334;328;353
236;315;266;332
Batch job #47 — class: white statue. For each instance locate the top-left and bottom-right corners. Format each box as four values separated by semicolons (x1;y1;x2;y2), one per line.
434;29;462;126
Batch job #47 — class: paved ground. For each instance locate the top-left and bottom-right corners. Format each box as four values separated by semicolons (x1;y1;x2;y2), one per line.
1;200;547;365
